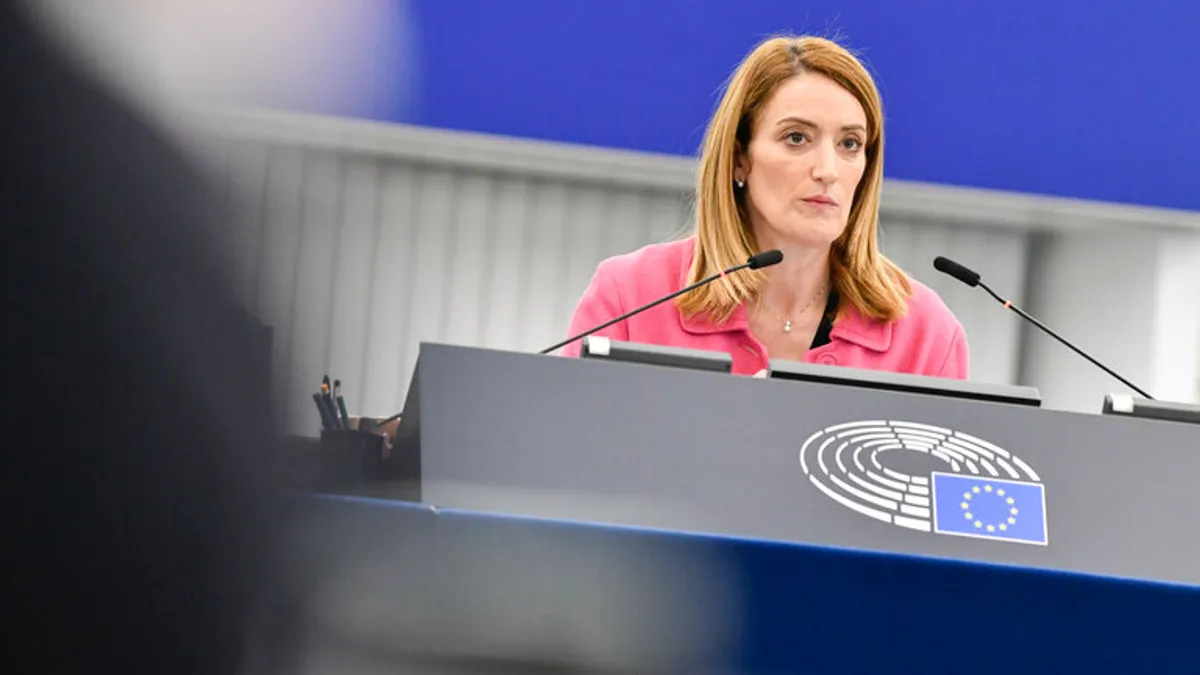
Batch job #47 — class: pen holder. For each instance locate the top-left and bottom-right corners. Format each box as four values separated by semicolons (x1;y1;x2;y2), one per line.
317;428;384;484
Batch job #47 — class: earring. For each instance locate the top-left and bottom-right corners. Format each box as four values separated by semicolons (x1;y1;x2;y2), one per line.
735;179;745;188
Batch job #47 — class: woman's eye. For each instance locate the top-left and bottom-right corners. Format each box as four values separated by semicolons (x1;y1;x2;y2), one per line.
841;138;862;151
785;132;807;146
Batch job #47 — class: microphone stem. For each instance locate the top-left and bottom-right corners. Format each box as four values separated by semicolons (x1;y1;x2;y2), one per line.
539;263;749;355
979;282;1155;400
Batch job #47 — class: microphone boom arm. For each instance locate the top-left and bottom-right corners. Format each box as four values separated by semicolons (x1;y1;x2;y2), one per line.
538;265;744;355
977;281;1155;400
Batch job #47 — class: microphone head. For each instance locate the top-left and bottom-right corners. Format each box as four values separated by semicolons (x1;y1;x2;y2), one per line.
747;249;784;270
933;256;981;287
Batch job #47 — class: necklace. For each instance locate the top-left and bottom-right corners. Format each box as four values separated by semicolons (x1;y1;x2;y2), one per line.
759;283;828;333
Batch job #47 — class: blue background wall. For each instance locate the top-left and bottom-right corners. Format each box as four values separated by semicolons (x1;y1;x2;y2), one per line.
356;0;1200;212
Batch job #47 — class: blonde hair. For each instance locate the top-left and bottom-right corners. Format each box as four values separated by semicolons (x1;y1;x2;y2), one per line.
677;35;911;324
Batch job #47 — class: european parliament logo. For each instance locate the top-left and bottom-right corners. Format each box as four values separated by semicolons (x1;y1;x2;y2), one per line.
798;420;1048;546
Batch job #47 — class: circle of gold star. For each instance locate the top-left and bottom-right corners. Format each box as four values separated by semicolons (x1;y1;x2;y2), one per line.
961;484;1019;532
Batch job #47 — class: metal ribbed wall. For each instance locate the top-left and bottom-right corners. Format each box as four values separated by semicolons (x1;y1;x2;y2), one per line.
217;145;695;432
212;126;1030;435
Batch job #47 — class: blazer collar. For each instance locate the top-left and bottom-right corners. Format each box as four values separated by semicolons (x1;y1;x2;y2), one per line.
675;245;893;352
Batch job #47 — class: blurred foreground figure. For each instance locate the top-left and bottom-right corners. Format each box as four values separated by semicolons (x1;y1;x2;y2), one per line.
1;2;279;673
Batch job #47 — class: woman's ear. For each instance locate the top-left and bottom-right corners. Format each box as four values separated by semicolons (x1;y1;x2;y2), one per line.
733;142;750;184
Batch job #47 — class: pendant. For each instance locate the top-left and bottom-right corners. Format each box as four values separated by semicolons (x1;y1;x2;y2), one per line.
783;320;792;333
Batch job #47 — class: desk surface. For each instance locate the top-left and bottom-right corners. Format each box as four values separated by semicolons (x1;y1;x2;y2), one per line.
294;494;1200;675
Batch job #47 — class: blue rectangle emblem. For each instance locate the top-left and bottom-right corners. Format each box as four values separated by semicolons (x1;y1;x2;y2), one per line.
931;472;1048;545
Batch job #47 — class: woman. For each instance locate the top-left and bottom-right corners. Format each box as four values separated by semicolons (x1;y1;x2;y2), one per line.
562;35;968;379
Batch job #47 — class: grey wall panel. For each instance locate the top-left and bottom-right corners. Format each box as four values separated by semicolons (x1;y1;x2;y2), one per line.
559;184;619;322
403;166;457;366
481;175;531;353
441;172;495;350
363;164;419;422
520;180;571;350
327;158;381;420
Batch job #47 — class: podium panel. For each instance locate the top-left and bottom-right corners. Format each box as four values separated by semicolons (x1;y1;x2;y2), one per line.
399;343;1200;586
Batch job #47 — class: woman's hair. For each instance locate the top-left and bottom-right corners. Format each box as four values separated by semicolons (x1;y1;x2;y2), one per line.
678;35;911;324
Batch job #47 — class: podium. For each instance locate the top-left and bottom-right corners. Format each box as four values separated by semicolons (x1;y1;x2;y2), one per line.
396;342;1200;587
290;342;1200;674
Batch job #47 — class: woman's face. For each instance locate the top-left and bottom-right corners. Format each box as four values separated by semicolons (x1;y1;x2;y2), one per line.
735;72;869;249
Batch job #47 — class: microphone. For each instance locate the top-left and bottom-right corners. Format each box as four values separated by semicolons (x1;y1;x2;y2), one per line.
539;249;784;355
933;256;1154;400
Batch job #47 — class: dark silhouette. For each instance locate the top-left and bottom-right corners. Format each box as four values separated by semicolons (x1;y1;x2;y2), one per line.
2;2;280;673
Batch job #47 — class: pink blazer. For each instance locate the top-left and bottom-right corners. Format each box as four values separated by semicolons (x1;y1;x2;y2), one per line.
562;238;969;379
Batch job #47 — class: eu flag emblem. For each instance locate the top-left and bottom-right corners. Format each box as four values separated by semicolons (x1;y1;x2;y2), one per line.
931;472;1048;545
